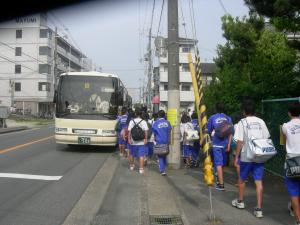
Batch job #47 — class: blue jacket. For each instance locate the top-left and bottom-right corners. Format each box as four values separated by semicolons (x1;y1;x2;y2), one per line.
152;118;172;144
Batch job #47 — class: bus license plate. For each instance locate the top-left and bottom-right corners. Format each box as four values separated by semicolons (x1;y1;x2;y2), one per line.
78;137;90;144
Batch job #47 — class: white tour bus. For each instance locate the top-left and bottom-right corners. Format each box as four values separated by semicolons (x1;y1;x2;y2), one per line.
54;72;131;146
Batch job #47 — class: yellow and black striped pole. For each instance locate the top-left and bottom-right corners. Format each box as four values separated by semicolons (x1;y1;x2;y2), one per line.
188;49;214;186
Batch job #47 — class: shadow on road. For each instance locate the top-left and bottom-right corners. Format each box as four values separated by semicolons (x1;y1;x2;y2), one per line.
56;144;117;154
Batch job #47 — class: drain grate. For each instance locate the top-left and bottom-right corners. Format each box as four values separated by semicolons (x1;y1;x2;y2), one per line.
149;215;184;225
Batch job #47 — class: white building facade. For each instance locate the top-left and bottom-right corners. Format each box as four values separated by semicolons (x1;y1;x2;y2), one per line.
0;13;93;116
156;37;216;113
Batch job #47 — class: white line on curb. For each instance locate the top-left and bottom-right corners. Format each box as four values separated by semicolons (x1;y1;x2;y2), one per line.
0;173;62;181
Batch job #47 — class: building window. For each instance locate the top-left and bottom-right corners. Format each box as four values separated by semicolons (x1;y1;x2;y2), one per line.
16;29;22;39
39;64;51;74
181;84;191;91
163;84;168;91
15;47;22;56
15;65;21;74
181;64;190;72
38;82;50;92
40;29;48;38
39;46;52;56
182;47;190;53
15;82;21;92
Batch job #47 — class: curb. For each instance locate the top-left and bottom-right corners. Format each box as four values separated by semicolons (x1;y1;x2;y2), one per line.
62;155;119;225
0;126;28;134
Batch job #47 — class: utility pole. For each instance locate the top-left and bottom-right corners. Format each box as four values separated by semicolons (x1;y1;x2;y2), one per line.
53;27;58;119
167;0;181;169
53;27;58;87
147;29;153;111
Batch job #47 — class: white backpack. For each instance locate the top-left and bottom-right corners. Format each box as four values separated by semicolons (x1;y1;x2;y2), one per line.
242;119;277;163
185;123;199;141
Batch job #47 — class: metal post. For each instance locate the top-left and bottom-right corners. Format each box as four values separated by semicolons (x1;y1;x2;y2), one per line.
9;79;14;108
167;0;181;169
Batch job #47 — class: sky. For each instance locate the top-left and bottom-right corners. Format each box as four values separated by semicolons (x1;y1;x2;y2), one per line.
49;0;250;102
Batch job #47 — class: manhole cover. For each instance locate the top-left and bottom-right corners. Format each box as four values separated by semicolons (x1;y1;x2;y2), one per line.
149;215;184;225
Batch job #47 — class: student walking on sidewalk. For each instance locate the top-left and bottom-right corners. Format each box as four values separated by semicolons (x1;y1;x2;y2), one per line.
128;108;149;174
207;102;233;191
232;100;270;218
117;107;128;157
152;110;171;176
282;102;300;225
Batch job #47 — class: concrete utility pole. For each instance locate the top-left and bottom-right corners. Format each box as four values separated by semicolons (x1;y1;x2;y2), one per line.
147;30;153;111
53;27;58;86
167;0;181;169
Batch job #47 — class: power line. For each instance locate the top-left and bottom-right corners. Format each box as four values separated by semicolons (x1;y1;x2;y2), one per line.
188;0;196;41
0;41;54;65
156;0;165;37
149;0;156;33
179;0;188;39
0;54;37;72
191;0;197;38
218;0;228;14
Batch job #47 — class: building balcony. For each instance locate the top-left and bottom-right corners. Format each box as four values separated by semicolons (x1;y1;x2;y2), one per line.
159;53;196;64
159;71;192;83
159;90;195;103
180;91;195;102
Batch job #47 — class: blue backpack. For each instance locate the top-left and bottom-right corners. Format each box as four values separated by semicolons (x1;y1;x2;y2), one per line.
215;120;233;139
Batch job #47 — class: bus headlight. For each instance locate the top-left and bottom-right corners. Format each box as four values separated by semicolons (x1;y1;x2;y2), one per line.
102;130;116;136
55;127;68;133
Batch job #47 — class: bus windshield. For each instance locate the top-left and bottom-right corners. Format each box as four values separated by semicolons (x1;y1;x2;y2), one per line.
56;75;118;119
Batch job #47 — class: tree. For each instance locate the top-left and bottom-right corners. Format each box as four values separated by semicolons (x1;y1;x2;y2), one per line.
204;14;299;117
245;0;300;50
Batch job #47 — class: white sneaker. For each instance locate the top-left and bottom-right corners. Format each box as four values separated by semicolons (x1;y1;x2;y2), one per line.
254;208;263;218
139;168;144;174
288;201;295;217
232;199;245;209
130;164;135;171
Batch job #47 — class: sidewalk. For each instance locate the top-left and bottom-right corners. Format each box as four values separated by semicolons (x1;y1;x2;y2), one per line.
165;165;293;225
0;118;53;134
92;156;294;225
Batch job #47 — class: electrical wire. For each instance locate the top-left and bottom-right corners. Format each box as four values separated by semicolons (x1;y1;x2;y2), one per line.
218;0;228;14
179;0;188;39
191;0;197;39
188;0;196;41
150;0;156;34
0;41;55;65
0;54;37;72
156;0;165;37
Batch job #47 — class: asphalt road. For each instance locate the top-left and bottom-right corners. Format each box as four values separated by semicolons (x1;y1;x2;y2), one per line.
0;126;114;225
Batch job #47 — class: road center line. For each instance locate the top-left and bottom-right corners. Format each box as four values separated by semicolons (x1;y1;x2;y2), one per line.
0;173;62;181
0;136;54;155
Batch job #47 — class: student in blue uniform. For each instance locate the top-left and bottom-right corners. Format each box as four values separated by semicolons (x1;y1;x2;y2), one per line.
125;109;134;159
181;114;194;168
152;110;172;176
117;107;128;157
191;112;200;167
207;102;233;191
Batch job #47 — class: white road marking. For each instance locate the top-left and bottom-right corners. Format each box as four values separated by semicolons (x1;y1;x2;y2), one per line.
0;173;62;181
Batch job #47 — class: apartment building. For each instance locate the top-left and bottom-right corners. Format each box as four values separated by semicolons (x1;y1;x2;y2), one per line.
155;37;216;113
0;13;93;116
